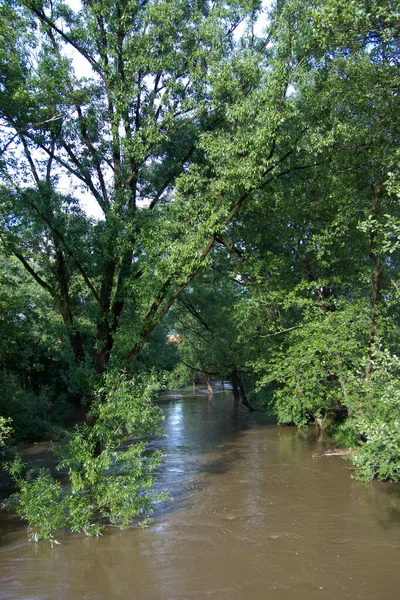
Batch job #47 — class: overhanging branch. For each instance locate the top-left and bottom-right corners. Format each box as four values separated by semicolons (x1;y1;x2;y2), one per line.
13;250;56;297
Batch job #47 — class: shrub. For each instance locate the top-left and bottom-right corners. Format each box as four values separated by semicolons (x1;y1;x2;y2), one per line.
4;373;166;540
347;350;400;482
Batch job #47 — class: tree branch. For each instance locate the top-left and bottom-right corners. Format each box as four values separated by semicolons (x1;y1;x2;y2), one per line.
177;297;213;333
148;143;196;209
178;359;219;376
13;250;56;297
19;190;101;304
23;2;104;80
215;233;252;286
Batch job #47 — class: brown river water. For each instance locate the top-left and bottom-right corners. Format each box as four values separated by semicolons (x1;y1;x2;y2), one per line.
1;390;400;600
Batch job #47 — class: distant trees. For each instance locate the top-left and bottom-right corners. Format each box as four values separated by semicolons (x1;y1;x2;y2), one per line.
0;255;76;442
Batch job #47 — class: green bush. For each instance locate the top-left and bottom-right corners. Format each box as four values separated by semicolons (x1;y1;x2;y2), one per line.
347;350;400;482
4;373;167;540
352;419;400;482
0;416;13;448
0;415;14;466
0;373;67;443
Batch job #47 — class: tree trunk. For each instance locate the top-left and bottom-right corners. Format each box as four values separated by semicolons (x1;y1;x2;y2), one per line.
237;372;254;411
231;370;240;402
203;372;213;396
231;369;253;411
54;244;85;364
366;183;383;380
94;256;117;374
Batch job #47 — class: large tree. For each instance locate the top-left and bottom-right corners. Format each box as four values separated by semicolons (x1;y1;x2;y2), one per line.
166;0;400;477
1;0;321;537
219;0;400;477
1;0;300;385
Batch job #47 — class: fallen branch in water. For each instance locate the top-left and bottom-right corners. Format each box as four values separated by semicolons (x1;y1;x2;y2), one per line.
312;448;355;458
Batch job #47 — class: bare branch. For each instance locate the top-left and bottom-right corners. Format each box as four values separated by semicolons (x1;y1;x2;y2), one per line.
178;359;219;376
20;136;41;186
260;326;300;337
0;115;62;134
0;132;18;158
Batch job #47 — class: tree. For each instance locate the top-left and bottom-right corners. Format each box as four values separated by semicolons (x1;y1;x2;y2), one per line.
0;0;308;386
231;0;400;478
1;0;322;536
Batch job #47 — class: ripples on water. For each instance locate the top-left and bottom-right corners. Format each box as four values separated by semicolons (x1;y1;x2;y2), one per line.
1;390;400;600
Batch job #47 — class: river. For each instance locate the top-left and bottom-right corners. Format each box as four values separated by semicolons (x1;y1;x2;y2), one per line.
1;390;400;600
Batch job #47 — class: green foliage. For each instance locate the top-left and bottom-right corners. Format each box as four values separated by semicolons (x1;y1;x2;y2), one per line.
5;457;67;541
0;415;13;450
0;256;77;442
352;419;400;483
0;373;67;443
229;0;400;480
348;350;400;482
331;419;359;449
255;300;370;427
4;373;165;540
165;360;197;390
164;262;254;389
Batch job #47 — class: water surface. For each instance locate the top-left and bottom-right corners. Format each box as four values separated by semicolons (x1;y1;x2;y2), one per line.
1;391;399;600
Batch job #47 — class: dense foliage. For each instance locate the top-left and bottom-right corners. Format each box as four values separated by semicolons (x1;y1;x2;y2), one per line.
5;373;165;540
162;0;400;480
0;0;399;538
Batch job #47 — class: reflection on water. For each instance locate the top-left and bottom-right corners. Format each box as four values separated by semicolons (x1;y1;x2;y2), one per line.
1;391;400;600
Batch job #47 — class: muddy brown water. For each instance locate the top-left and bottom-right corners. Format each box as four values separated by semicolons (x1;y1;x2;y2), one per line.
1;391;400;600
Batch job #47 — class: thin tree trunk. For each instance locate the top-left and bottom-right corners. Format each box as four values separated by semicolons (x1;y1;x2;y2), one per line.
94;256;117;374
237;372;253;411
231;370;240;402
231;370;240;410
203;372;213;396
231;369;253;411
366;183;383;380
